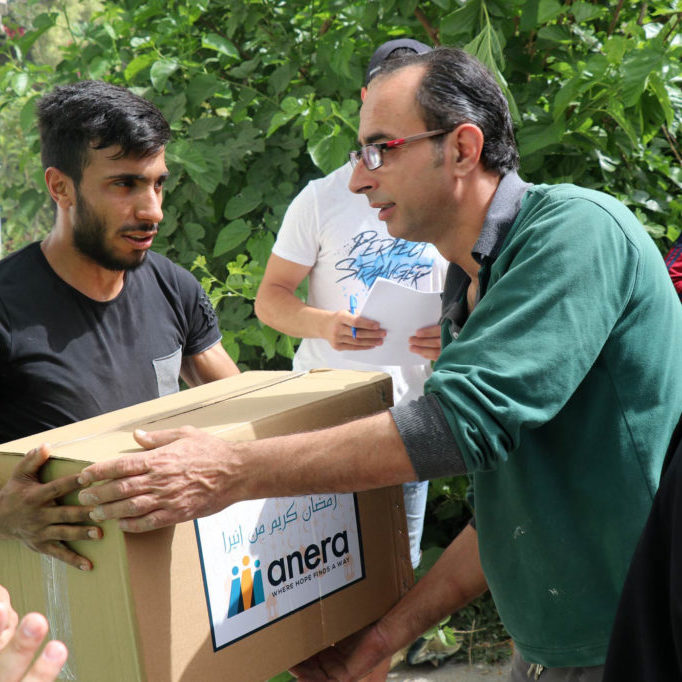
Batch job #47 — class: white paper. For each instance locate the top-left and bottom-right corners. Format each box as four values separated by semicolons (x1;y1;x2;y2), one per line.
341;277;442;366
195;493;364;650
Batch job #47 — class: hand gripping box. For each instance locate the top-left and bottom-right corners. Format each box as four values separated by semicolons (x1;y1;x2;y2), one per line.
0;370;413;682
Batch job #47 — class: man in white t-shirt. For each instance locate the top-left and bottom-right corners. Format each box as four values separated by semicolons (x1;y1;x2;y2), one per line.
255;39;449;570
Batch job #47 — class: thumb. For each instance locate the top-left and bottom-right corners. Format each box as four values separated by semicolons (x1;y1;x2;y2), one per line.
133;427;195;450
13;443;52;478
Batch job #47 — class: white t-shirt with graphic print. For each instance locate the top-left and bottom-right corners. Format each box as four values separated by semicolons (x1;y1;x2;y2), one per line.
272;163;449;407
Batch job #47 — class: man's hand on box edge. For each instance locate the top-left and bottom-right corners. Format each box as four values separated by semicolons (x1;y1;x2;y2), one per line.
0;445;102;572
289;622;390;681
77;426;232;533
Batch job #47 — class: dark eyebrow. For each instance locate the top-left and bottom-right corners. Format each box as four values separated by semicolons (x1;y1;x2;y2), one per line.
106;172;170;183
359;132;395;146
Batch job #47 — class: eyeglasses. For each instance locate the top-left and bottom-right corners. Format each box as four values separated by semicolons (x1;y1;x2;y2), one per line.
349;129;450;171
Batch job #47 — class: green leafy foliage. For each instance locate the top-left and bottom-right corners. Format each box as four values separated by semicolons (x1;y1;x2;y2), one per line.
1;0;680;367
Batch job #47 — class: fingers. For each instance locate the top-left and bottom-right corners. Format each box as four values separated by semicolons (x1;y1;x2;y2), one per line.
11;445;51;480
0;612;49;681
412;324;441;338
133;426;197;450
22;639;68;682
351;316;383;332
38;541;94;572
37;474;86;506
86;491;156;523
408;345;440;361
409;327;442;361
37;521;102;543
0;599;18;650
38;504;96;529
118;508;175;533
78;454;149;488
12;446;85;507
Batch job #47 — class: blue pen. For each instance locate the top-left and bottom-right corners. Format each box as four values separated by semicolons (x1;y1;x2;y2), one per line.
349;294;358;339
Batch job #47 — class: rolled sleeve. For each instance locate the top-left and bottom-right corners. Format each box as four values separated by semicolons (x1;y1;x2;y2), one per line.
390;394;467;480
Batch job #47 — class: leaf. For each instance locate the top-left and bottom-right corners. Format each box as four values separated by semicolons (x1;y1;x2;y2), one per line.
150;59;179;91
201;33;239;59
398;0;418;17
648;72;674;128
268;64;294;96
183;222;206;242
188;117;226;140
186;74;222;107
440;1;481;39
224;187;263;220
552;76;580;120
246;230;275;268
10;72;29;97
621;47;664;108
229;57;260;79
570;1;606;23
154;93;187;125
214;219;252;256
309;132;352;174
267;110;298;138
124;53;156;82
601;99;639;149
537;25;572;44
276;333;296;360
19;95;39;133
516;119;565;156
537;0;564;24
166;139;208;177
464;27;519;121
87;56;110;80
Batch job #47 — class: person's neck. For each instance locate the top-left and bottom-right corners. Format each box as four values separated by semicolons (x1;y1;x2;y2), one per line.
438;169;501;282
41;228;126;302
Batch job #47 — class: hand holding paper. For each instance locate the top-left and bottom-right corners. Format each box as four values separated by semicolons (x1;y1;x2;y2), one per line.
341;278;442;366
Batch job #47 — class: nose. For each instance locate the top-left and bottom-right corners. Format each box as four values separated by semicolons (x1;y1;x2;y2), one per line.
348;158;378;196
136;186;163;225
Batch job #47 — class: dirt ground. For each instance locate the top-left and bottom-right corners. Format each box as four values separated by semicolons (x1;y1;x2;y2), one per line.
388;659;512;681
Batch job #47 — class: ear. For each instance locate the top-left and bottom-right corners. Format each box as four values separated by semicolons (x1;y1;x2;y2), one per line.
44;167;76;209
448;124;485;176
360;86;368;101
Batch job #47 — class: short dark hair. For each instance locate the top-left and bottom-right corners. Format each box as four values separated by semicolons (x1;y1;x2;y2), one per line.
37;80;170;185
377;47;520;175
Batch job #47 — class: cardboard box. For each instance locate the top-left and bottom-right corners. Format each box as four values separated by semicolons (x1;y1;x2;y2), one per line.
0;370;413;681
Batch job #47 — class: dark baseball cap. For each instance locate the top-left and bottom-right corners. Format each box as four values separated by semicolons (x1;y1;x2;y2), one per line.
364;38;432;85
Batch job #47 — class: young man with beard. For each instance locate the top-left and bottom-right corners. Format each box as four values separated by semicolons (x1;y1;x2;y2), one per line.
0;80;239;572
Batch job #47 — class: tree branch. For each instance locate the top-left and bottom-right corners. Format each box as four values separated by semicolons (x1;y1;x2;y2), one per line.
607;0;625;36
414;7;439;45
662;124;682;168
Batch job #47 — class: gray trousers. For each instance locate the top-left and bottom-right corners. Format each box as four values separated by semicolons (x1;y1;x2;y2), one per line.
510;649;604;682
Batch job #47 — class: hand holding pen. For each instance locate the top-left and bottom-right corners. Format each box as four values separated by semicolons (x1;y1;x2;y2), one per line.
320;300;386;351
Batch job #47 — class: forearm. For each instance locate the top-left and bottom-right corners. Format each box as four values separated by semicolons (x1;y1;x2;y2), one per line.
292;524;488;679
373;524;487;654
255;283;333;340
228;410;418;504
79;411;416;532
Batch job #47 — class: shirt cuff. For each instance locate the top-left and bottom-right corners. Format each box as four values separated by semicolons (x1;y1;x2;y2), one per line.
390;394;467;480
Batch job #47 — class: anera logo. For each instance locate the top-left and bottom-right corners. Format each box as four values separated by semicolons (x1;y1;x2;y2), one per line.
228;556;265;618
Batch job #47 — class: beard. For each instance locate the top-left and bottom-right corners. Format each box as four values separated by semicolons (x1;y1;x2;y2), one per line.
72;191;153;272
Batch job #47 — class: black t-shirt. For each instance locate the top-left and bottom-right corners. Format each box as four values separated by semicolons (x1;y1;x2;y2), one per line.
0;243;221;442
603;418;682;681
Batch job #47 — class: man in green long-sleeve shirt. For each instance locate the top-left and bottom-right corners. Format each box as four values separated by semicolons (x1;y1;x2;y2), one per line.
75;48;682;680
